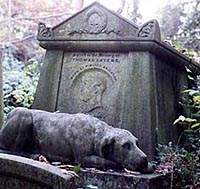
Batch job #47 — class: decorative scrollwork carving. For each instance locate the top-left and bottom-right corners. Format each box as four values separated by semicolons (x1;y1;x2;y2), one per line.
137;20;160;40
38;22;53;38
138;21;155;38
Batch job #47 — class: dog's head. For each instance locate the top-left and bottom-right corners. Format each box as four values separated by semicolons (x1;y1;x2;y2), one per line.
96;126;148;172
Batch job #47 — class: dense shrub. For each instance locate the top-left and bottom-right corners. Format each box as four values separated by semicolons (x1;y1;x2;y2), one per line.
3;43;40;116
156;89;200;189
156;135;200;189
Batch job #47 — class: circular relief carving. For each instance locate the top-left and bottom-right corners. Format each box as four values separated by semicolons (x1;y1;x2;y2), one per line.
70;68;114;114
83;8;107;34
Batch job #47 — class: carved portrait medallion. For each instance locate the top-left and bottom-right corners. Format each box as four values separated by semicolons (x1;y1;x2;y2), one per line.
70;68;114;120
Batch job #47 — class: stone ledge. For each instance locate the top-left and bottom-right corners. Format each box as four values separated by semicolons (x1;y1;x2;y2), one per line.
76;169;170;189
0;153;170;189
0;153;75;189
38;40;200;75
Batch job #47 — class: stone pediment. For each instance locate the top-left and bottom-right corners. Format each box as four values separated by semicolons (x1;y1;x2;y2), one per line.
37;2;161;41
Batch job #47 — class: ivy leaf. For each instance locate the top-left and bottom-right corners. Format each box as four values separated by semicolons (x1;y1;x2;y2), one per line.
184;152;193;162
73;164;81;174
191;123;200;129
185;118;197;123
191;113;200;118
189;90;199;96
182;89;195;93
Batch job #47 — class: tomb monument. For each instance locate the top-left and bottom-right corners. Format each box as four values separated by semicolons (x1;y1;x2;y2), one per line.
33;2;200;158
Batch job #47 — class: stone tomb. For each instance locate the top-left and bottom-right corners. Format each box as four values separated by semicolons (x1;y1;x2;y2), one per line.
33;2;200;158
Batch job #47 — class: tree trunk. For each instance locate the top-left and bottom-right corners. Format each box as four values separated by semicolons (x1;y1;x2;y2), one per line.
0;50;3;128
117;0;126;14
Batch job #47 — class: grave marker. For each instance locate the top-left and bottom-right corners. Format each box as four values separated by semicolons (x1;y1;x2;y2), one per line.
33;2;200;158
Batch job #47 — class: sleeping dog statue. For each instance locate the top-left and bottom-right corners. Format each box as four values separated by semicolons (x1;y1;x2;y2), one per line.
0;107;150;172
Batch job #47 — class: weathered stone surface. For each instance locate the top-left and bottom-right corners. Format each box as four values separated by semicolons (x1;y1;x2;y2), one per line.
0;107;148;172
37;3;139;41
33;50;64;111
32;2;200;158
0;153;168;189
56;52;127;126
76;170;170;189
0;153;75;189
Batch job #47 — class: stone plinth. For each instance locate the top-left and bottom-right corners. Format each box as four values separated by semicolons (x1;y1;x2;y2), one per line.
32;2;200;158
0;153;170;189
0;153;75;189
76;170;170;189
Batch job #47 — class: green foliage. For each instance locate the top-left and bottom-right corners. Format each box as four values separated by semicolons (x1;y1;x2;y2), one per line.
3;43;40;115
73;164;81;174
174;89;200;132
156;89;200;189
159;1;200;55
156;139;200;189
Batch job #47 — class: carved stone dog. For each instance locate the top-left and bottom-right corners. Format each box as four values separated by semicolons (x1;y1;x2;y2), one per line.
0;107;148;172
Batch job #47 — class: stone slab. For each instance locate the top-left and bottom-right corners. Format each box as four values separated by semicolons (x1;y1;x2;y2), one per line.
76;170;170;189
0;153;75;189
0;153;170;189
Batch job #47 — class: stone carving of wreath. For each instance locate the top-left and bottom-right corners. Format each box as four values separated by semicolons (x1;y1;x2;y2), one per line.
83;8;107;34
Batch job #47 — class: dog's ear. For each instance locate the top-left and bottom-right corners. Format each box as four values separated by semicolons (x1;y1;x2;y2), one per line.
101;137;115;157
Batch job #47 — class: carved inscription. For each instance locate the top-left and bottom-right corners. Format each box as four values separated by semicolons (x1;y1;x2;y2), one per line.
57;52;127;125
71;52;121;63
70;64;117;82
69;53;120;81
67;52;122;121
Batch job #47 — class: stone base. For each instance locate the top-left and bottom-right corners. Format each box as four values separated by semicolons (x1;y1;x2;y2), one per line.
0;153;170;189
0;153;75;189
76;170;170;189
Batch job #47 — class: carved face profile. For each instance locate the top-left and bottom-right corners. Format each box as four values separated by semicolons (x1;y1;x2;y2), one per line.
71;69;111;113
79;72;107;112
80;74;106;105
